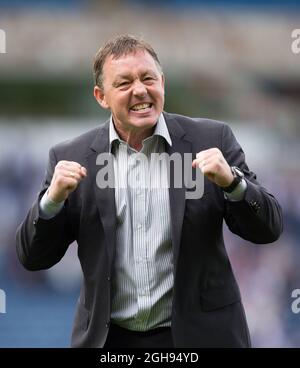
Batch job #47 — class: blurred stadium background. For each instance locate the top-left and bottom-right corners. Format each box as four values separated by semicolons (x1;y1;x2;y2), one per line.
0;0;300;347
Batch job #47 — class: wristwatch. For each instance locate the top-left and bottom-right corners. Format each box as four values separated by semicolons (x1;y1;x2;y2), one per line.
222;166;244;193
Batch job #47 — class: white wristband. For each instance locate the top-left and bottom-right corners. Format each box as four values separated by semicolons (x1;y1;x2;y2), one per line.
39;190;64;219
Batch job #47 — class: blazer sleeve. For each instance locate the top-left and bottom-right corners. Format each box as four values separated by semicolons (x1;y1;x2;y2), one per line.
16;148;76;271
221;123;283;244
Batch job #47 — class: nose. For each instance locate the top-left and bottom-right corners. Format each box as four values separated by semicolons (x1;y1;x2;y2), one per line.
132;80;147;98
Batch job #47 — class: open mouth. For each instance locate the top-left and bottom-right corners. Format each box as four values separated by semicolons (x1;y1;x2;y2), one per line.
130;103;153;112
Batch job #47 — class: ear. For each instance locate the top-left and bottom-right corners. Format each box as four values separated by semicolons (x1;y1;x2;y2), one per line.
94;86;110;109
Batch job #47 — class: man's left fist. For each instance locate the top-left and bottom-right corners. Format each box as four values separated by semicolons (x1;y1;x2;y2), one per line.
192;148;234;188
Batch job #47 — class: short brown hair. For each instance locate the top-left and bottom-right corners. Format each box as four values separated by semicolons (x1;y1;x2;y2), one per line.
93;34;162;88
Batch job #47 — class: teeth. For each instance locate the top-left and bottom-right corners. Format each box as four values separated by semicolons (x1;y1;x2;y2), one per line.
131;103;151;111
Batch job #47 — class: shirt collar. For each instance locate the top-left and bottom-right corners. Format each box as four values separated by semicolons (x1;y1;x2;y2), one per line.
109;113;172;153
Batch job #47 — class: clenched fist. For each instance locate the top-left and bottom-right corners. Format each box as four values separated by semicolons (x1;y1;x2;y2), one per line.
192;148;234;188
48;160;87;203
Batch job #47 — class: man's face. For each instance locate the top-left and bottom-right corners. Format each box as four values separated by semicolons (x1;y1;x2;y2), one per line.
94;50;165;133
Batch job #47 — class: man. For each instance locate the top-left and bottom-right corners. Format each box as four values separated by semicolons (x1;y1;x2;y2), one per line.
16;35;283;348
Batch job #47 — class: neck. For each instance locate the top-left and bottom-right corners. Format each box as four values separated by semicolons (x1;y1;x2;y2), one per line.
114;123;155;152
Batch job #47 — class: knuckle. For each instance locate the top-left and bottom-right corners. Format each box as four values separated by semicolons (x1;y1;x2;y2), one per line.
214;162;221;171
57;160;66;167
71;161;81;168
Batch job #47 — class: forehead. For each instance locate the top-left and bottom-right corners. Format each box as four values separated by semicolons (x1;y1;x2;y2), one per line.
103;50;160;78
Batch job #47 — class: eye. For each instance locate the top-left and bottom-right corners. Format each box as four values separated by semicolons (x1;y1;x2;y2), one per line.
119;81;130;87
143;76;155;84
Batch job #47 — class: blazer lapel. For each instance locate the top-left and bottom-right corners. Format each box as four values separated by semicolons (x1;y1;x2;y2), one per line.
86;121;116;272
164;113;192;275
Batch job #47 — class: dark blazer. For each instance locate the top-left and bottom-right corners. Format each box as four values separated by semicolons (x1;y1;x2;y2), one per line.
16;112;283;348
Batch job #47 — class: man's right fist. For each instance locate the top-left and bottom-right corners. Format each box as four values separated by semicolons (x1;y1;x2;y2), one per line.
48;161;87;203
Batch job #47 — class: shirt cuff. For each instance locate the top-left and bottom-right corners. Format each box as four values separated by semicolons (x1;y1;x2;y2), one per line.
39;190;64;219
223;178;247;202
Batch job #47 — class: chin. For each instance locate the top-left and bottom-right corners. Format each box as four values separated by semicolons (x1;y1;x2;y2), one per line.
131;119;157;129
130;113;160;126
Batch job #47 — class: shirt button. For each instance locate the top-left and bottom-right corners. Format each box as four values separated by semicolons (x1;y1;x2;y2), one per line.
33;220;37;226
137;224;142;229
105;321;110;328
107;276;110;281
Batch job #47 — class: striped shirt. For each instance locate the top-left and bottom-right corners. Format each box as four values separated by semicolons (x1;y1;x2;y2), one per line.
109;114;174;331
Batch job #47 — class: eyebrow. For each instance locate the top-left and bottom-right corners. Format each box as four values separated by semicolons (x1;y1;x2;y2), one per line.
114;75;130;82
112;70;158;87
114;70;157;81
